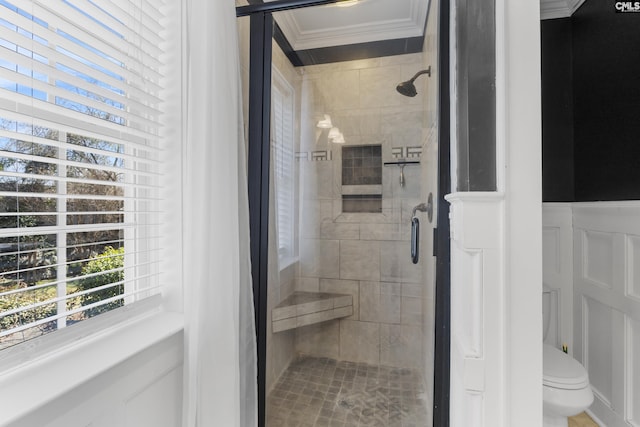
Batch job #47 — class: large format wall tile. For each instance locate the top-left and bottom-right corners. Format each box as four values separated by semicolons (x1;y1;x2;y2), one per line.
380;324;423;368
301;162;335;200
323;69;360;111
402;283;423;298
295;320;340;359
320;278;360;321
320;222;360;240
360;222;409;241
300;239;340;278
380;240;422;283
401;296;423;326
296;277;320;293
340;240;381;281
359;281;401;324
300;199;333;239
359;109;383;136
380;241;404;282
340;320;380;364
359;66;404;108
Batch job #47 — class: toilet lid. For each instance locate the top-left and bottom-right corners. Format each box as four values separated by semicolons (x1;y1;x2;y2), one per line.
543;344;590;390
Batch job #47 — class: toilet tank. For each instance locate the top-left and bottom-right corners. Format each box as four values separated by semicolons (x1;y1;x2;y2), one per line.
543;284;559;346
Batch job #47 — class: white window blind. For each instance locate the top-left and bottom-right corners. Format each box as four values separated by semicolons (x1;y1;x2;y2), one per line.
271;69;295;262
0;0;165;350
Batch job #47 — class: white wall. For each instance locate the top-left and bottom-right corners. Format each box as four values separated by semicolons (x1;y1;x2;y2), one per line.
447;0;543;425
7;335;183;427
500;0;543;422
0;314;184;427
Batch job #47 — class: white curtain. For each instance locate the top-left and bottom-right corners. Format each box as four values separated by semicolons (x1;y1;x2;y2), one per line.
182;1;257;426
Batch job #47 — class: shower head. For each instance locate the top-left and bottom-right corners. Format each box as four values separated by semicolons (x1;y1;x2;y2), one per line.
396;80;418;97
396;67;432;97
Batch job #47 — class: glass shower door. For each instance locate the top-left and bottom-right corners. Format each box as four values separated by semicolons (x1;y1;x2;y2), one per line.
261;1;441;425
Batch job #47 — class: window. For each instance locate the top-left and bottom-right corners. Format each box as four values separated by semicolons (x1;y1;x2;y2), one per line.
0;0;165;350
271;69;296;262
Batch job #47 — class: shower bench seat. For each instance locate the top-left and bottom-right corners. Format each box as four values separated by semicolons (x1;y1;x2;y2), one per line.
272;291;353;333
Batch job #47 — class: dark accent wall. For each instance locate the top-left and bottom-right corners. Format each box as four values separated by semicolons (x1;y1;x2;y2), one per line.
541;18;574;201
541;0;640;201
288;37;424;66
572;0;640;200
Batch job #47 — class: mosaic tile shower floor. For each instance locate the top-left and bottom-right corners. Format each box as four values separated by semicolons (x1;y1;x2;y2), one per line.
267;356;429;427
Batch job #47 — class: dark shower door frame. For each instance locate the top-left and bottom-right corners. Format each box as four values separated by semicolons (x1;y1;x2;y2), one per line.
236;1;451;425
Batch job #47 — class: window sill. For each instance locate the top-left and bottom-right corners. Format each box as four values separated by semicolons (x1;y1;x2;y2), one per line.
0;311;184;425
279;256;299;272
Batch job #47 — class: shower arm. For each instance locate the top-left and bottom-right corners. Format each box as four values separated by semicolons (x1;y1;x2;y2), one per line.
412;203;429;218
408;67;431;84
412;193;434;223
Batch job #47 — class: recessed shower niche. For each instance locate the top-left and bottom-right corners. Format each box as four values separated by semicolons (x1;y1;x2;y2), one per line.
341;145;382;213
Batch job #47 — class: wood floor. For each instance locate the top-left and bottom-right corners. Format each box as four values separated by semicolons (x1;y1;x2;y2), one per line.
568;412;599;427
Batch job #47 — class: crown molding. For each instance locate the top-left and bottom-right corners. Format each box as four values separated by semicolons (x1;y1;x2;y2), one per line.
275;0;428;50
540;0;587;20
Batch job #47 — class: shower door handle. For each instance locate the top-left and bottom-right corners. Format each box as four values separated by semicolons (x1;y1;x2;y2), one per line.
411;216;420;264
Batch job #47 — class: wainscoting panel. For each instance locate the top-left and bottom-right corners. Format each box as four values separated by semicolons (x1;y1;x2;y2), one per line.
542;204;573;351
573;202;640;427
543;227;561;278
584;231;615;290
631;316;640;427
583;295;614;406
627;236;640;303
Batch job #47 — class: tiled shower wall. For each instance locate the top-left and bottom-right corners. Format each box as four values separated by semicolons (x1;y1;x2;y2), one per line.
294;53;429;369
265;43;303;392
239;15;302;392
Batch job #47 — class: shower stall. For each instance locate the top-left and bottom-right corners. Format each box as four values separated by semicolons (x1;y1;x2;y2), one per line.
236;1;449;425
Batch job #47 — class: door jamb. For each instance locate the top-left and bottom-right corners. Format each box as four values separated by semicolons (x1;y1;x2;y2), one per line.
246;11;273;425
237;1;451;425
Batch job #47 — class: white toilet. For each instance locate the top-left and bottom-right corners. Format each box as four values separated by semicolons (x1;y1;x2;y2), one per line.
543;286;594;426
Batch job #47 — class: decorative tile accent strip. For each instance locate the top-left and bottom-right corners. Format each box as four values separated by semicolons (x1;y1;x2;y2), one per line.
296;150;333;162
391;147;404;159
392;146;423;159
406;146;422;158
296;151;333;161
312;150;332;161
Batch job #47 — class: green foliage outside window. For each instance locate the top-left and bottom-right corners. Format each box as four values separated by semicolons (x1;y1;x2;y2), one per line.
76;246;125;318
